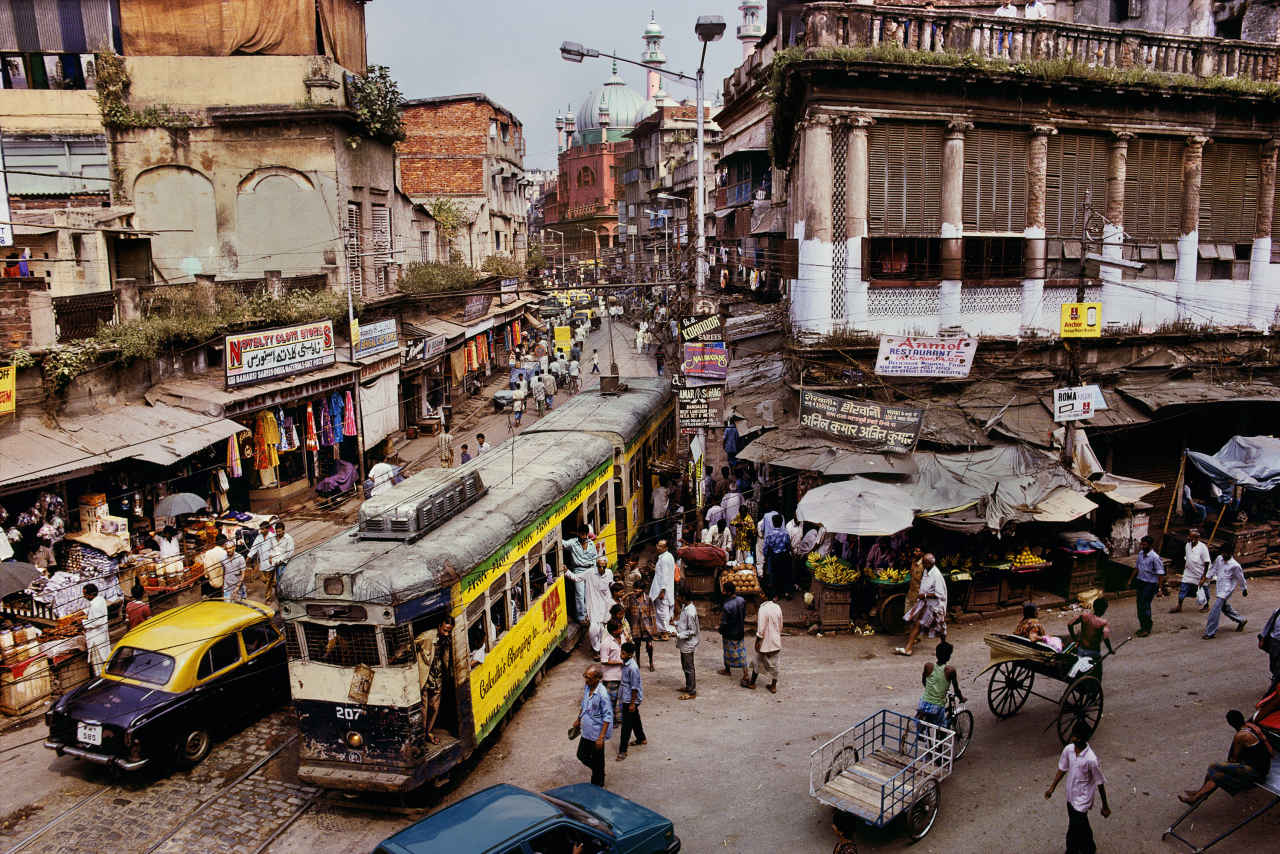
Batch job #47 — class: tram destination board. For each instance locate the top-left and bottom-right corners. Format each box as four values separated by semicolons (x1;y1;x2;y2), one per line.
678;385;723;432
799;390;922;453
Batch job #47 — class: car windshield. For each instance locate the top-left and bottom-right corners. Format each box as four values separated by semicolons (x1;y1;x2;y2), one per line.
539;793;614;836
106;646;176;686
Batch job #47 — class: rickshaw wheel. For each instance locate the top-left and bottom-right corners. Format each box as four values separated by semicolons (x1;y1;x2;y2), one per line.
987;661;1034;719
1056;675;1104;745
905;779;940;840
878;593;907;635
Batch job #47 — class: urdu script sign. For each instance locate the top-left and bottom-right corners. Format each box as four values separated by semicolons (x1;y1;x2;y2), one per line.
224;320;336;389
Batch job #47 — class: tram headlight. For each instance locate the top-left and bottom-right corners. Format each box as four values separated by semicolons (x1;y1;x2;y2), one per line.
345;731;364;749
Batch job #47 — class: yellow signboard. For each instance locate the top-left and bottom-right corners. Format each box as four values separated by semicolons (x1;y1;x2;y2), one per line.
1060;302;1102;338
470;576;567;738
0;365;14;415
554;324;572;354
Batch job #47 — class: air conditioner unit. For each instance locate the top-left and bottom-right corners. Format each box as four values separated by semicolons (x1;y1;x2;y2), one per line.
357;471;486;541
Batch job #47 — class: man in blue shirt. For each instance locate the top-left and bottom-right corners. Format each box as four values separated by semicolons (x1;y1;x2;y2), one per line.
1127;535;1165;637
616;642;646;761
573;664;612;787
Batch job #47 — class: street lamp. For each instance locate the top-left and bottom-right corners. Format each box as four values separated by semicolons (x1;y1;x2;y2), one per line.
558;14;723;293
645;208;671;282
546;228;565;283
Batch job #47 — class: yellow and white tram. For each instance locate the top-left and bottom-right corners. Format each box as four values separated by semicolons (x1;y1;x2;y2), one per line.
277;379;674;792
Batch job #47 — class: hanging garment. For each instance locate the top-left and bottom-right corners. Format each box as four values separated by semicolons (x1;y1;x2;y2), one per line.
330;393;346;443
343;390;358;437
261;410;281;468
209;469;229;513
226;435;242;478
274;408;295;452
280;415;299;452
304;403;320;452
319;401;336;447
254;413;271;471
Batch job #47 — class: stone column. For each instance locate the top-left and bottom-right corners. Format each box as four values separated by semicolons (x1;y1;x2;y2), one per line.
1022;124;1054;331
1249;139;1279;330
1100;131;1133;315
790;112;835;335
845;114;875;330
939;119;970;330
1176;135;1209;319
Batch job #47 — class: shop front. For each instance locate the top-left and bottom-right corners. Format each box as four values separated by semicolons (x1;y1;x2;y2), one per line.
401;319;463;435
352;318;404;459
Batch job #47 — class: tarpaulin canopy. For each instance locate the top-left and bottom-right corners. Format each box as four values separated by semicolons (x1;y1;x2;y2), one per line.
737;427;918;476
1186;436;1280;492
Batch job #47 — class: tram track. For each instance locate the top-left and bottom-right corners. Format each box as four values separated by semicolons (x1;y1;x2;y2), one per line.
4;786;113;854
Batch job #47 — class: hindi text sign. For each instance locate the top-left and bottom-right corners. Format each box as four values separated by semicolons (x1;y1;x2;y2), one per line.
224;320;336;388
875;335;977;378
799;390;923;453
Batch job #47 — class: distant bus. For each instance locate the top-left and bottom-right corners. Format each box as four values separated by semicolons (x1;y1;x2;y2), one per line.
277;379;675;792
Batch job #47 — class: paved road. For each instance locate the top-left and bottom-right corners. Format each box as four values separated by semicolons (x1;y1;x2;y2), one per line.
7;580;1275;853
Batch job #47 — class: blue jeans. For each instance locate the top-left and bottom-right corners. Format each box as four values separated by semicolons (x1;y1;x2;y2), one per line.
1205;596;1244;637
1178;581;1204;606
1135;580;1158;633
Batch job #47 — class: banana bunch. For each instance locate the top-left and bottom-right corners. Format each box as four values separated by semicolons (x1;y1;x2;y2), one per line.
852;623;877;637
874;567;908;584
813;556;859;585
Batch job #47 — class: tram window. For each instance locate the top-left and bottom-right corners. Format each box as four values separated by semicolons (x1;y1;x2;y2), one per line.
598;484;610;517
383;623;415;665
529;554;548;600
510;576;526;622
300;621;381;667
489;592;508;642
468;617;487;666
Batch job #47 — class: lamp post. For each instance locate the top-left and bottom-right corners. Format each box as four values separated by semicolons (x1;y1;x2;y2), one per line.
546;228;565;284
657;191;687;280
645;208;671;281
560;15;723;293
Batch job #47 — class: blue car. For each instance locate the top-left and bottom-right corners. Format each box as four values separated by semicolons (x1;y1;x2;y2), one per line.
375;784;680;854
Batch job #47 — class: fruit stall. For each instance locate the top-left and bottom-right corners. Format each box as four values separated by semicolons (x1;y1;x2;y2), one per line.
808;554;913;633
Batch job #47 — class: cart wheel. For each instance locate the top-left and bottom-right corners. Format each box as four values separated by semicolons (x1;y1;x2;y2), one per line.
879;593;907;635
986;661;1034;719
950;710;975;760
1056;675;1104;745
905;778;940;841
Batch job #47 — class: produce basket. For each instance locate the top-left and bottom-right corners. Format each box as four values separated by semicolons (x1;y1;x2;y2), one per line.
721;567;762;596
809;554;859;587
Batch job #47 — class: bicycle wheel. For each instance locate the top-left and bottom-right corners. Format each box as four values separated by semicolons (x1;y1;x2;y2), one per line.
949;709;974;760
905;778;940;840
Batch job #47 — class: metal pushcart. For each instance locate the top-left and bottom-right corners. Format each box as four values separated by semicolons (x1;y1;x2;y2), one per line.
809;709;955;841
1164;761;1280;852
979;632;1124;745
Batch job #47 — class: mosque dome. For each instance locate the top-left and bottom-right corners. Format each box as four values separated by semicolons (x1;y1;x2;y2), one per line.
644;17;664;37
574;63;649;139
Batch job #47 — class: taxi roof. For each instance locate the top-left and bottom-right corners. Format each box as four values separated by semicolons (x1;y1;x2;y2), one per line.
120;600;273;656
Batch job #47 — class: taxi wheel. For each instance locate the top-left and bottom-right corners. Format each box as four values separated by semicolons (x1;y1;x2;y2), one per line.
176;727;212;769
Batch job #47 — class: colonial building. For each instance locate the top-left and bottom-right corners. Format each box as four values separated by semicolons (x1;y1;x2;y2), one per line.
720;1;1280;337
397;93;529;265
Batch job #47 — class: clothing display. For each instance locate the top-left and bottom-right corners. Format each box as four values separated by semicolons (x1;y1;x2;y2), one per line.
342;391;358;437
304;403;320;452
226;435;242;478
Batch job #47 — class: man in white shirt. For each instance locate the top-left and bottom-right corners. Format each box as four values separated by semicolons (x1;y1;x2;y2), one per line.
896;554;948;656
1172;528;1212;613
744;591;783;693
367;461;395;496
721;489;743;525
651;480;670;532
994;0;1018;55
267;522;295;603
1203;546;1248;639
249;522;276;576
1045;722;1111;854
201;535;229;594
570;555;614;653
83;583;111;675
1024;0;1048;19
649;540;677;636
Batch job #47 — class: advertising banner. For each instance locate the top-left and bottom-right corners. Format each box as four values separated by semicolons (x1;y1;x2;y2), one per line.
681;341;729;381
224;320;335;389
1053;385;1109;422
0;364;14;415
680;314;722;343
875;335;977;378
1060;302;1102;338
464;293;490;322
406;334;446;362
677;385;724;432
353;318;398;359
500;278;519;306
799;390;923;453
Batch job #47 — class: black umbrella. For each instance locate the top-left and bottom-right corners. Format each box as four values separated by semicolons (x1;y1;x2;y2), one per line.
0;561;40;599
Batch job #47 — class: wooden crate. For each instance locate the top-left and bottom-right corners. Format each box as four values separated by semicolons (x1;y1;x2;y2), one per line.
1;654;51;716
969;579;1001;608
815;581;853;630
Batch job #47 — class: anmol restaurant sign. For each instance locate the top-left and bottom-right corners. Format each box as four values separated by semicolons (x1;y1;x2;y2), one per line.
799;390;922;453
224;320;336;389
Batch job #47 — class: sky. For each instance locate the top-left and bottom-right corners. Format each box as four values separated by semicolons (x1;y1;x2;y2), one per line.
366;0;752;170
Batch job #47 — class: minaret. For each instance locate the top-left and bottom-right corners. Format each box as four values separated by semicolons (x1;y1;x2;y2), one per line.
563;105;576;151
597;90;610;142
555;113;565;154
641;10;666;102
738;0;765;59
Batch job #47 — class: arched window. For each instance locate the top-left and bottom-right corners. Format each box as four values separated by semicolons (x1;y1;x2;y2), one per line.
576;166;596;187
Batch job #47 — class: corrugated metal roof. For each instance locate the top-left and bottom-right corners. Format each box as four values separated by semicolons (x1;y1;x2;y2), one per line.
1116;379;1280;412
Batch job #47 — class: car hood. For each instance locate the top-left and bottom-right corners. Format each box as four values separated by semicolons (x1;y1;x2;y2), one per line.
57;678;176;728
544;784;671;837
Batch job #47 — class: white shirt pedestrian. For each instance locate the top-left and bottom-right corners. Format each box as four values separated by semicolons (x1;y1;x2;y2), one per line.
1024;0;1048;19
1057;742;1107;813
652;484;670;522
1207;555;1247;600
650;548;677;633
1183;539;1211;586
84;591;111;675
995;1;1017;15
721;490;743;524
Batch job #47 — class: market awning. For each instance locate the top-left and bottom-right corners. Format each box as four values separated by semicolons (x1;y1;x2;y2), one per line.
146;363;358;419
1187;435;1280;492
1032;487;1098;523
404;318;465;342
0;403;247;493
737;427;918;476
1116;379;1280;412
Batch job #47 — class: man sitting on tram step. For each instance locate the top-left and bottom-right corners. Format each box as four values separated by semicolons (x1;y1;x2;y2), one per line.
415;617;454;745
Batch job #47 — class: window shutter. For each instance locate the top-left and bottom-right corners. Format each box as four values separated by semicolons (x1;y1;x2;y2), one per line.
869;122;942;236
963;127;1027;233
371;204;392;295
1045;133;1109;238
345;202;363;297
1200;141;1258;244
1125;138;1183;242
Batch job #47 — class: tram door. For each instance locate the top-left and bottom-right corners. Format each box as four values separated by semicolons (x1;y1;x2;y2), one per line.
613;467;628;559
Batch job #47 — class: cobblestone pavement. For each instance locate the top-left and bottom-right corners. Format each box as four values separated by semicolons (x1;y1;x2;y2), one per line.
0;709;316;854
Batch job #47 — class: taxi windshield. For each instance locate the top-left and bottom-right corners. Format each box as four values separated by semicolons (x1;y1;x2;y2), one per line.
106;646;175;686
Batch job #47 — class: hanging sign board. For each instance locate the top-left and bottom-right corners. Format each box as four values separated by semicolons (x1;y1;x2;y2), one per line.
500;278;519;306
680;314;722;343
875;335;977;378
0;364;14;415
464;293;490;322
0;135;11;248
1060;302;1102;338
407;334;446;362
677;385;723;432
681;341;729;380
1053;385;1109;422
224;320;335;388
800;390;922;453
353;318;398;359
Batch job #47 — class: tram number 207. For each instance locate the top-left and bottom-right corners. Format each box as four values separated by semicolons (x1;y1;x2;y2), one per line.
335;706;365;722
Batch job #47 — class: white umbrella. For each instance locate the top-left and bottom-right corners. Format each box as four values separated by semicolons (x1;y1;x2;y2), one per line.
154;492;208;517
795;478;916;536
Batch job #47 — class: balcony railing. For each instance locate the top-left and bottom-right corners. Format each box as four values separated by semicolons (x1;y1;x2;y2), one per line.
798;4;1280;83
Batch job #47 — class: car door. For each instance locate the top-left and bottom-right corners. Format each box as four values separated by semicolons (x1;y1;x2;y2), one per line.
194;633;244;724
238;620;286;709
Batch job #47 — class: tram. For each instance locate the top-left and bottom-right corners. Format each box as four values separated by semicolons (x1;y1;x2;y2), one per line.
277;378;674;792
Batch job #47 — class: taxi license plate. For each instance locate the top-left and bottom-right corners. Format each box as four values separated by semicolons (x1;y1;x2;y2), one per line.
76;722;102;746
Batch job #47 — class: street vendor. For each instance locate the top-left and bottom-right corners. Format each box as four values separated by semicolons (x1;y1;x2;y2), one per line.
83;583;110;676
896;554;947;656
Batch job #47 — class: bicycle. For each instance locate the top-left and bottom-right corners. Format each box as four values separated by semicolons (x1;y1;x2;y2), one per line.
941;690;974;760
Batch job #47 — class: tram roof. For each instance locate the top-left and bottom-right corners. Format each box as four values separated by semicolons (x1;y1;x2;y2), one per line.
523;376;672;445
277;429;615;606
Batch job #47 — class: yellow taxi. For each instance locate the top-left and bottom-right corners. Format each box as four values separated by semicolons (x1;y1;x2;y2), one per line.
45;600;287;771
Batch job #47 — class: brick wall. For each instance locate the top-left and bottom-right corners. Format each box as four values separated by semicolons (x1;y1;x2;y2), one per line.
398;100;494;197
10;194;110;211
0;277;46;351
